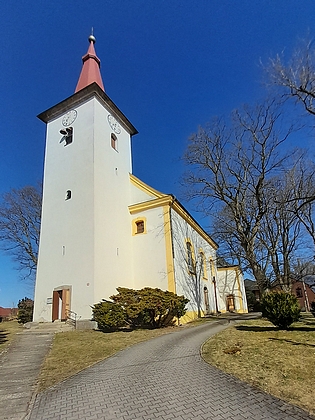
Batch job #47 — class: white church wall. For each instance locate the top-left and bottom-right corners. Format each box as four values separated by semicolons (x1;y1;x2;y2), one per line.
216;267;248;313
92;98;135;305
170;209;218;320
34;95;138;322
129;175;164;204
130;206;168;291
34;99;97;321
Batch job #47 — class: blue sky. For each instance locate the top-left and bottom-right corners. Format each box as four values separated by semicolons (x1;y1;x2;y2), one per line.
1;0;315;307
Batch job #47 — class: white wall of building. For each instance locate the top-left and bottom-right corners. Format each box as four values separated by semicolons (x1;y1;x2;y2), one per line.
93;98;134;304
130;206;168;291
34;95;136;322
170;209;218;318
216;268;248;313
34;100;96;321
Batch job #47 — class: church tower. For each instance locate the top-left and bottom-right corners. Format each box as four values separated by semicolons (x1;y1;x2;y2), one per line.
33;35;138;323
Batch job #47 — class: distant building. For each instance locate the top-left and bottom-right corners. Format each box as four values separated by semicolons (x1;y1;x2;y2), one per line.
0;307;18;321
244;279;261;301
292;276;315;311
33;35;248;325
244;277;315;312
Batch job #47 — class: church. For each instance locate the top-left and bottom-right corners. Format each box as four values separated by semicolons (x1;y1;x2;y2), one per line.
33;35;247;325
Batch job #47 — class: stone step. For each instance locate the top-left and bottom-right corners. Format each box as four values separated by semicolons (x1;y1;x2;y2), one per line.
23;321;75;333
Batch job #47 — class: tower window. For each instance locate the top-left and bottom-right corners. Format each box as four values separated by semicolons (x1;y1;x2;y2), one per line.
111;133;117;150
60;127;73;146
65;190;72;200
132;217;147;235
136;220;144;234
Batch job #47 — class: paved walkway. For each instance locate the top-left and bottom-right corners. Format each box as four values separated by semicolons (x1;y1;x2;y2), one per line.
0;330;54;420
28;321;314;420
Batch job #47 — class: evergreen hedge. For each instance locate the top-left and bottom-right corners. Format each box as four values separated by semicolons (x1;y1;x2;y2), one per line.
261;291;300;329
92;287;189;331
17;297;34;324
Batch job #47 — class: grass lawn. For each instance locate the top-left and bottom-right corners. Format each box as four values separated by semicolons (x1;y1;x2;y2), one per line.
37;326;178;392
202;314;315;415
0;320;23;354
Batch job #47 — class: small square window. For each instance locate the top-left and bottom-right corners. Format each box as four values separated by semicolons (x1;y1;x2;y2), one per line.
111;133;117;150
136;220;144;234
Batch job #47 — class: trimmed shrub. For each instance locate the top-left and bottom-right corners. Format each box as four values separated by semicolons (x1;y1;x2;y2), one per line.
111;287;189;329
93;287;189;331
92;300;126;332
17;297;34;324
261;291;300;329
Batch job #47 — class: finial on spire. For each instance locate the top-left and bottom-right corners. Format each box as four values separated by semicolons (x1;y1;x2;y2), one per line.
89;28;96;44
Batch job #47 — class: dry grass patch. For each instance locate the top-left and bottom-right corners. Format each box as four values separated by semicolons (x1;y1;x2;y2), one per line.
0;320;23;354
202;315;315;415
38;326;176;391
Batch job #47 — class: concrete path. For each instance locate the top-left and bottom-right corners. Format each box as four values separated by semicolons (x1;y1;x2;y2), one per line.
0;330;53;420
29;321;314;420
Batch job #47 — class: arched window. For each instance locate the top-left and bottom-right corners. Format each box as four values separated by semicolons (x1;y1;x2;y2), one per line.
186;241;194;273
199;251;207;280
296;287;303;298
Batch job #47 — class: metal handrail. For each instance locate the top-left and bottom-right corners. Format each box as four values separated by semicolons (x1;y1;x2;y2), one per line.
65;309;80;329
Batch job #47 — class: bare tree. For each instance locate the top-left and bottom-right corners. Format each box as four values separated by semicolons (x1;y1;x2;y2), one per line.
267;37;315;117
287;162;315;249
0;185;42;284
183;99;299;292
259;173;303;291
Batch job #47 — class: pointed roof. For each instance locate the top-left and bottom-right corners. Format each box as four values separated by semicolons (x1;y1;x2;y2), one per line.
75;35;104;93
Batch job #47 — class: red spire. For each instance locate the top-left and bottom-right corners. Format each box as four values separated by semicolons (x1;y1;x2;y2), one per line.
75;35;104;93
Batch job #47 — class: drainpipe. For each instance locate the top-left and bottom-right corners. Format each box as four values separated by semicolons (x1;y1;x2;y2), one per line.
213;276;219;314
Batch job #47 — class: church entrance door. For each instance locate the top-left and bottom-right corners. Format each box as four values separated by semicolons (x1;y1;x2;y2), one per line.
226;294;235;312
52;287;71;321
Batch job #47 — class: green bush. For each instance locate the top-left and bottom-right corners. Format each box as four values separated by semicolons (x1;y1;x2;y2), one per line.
92;300;126;332
17;297;34;324
261;291;300;329
93;287;189;331
245;290;261;312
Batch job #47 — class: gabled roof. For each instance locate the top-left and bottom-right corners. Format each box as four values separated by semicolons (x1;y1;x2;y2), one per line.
128;177;218;250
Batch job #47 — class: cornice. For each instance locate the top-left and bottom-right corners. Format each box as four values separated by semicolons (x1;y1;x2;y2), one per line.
37;82;138;136
129;174;165;199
